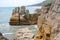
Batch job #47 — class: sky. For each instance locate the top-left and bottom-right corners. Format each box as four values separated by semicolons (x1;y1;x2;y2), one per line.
0;0;45;7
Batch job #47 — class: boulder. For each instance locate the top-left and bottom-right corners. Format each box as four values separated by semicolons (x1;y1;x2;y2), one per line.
0;32;8;40
14;28;34;40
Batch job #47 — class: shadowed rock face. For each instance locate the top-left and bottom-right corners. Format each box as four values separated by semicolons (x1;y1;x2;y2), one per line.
0;32;8;40
0;32;3;36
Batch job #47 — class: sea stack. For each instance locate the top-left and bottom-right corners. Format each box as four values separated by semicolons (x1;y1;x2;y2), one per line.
0;32;8;40
9;6;40;25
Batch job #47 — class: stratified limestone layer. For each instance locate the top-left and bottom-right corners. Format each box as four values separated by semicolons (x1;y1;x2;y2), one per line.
9;6;41;25
14;28;34;40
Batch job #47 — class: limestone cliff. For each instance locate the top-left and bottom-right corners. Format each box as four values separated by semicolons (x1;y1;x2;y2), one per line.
36;0;60;40
14;28;34;40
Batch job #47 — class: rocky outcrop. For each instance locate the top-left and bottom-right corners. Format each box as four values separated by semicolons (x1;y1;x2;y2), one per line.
14;28;34;40
9;6;41;25
46;0;60;40
36;0;60;40
35;4;51;40
0;32;8;40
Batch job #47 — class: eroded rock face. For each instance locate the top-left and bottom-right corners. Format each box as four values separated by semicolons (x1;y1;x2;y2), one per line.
9;6;41;25
35;3;52;40
45;0;60;40
36;0;60;40
14;28;34;40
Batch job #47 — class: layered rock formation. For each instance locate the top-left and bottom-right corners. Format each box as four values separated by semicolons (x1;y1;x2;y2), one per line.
36;0;60;40
14;28;34;40
9;6;40;25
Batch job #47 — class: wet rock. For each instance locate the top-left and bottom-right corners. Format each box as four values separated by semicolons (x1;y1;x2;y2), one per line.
0;32;8;40
14;28;34;40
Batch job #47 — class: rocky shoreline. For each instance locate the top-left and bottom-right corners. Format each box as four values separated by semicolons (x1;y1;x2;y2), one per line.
0;32;8;40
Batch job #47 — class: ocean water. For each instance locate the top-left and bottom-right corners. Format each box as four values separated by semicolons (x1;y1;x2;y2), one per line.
0;23;37;40
0;7;41;40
